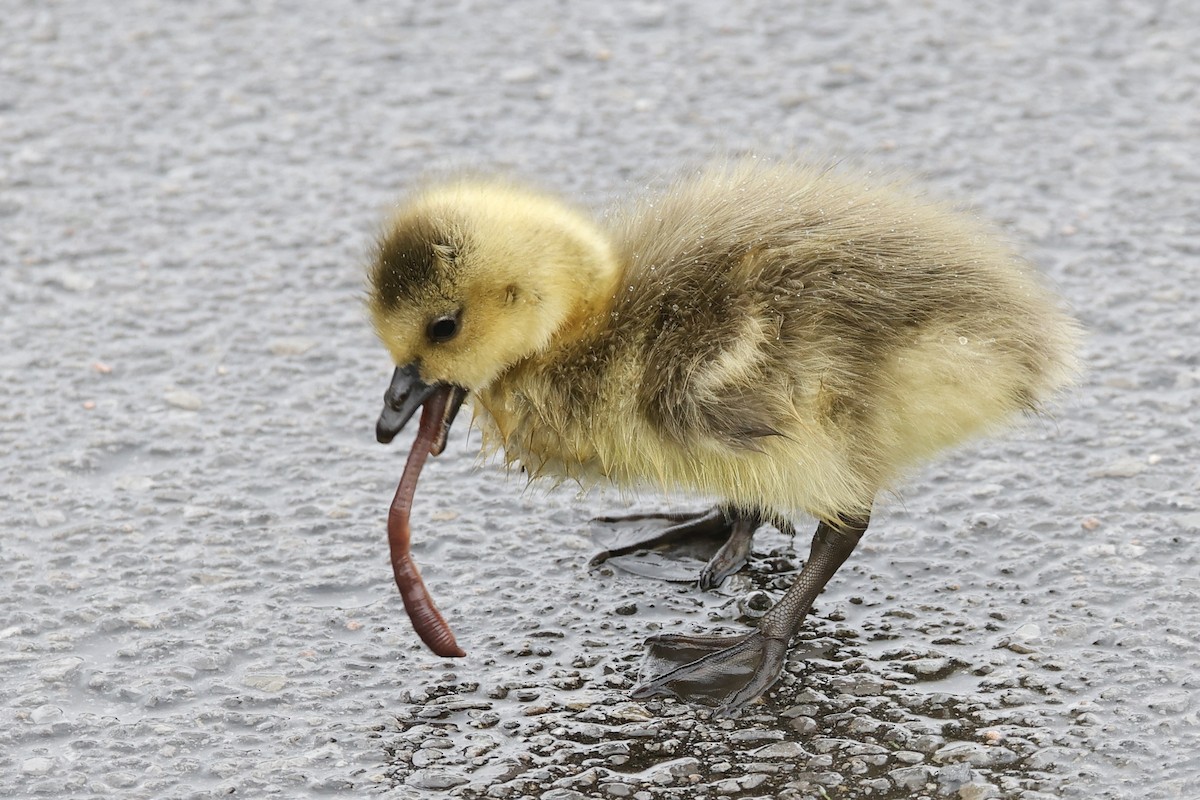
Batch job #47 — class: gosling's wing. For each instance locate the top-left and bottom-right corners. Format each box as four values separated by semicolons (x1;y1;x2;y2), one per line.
611;164;805;451
669;381;786;451
633;287;789;452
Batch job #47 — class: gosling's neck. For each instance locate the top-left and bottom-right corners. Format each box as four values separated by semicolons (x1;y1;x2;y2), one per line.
482;228;622;410
556;244;621;349
521;204;623;354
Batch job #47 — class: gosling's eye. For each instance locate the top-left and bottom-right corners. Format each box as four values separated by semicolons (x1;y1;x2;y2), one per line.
427;313;460;343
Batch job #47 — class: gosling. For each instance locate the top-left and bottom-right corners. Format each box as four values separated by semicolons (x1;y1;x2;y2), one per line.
367;159;1079;713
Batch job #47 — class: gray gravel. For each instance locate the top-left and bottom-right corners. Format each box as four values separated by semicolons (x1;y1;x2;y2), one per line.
3;1;1199;798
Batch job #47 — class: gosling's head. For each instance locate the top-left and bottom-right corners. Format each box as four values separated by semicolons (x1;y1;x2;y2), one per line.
368;180;617;443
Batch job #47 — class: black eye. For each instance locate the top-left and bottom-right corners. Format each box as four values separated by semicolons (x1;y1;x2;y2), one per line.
427;313;459;343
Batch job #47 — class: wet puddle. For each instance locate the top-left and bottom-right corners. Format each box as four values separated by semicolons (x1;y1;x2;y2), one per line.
380;530;1077;798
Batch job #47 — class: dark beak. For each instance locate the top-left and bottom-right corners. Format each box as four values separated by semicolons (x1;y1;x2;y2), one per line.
377;364;436;444
376;365;467;453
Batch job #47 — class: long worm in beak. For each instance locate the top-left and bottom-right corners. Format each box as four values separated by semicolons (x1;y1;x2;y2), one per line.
386;386;466;658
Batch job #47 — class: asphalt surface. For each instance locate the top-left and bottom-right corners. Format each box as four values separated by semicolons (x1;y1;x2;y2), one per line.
2;1;1198;798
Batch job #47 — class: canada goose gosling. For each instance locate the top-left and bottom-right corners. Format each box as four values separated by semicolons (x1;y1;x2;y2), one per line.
367;160;1080;714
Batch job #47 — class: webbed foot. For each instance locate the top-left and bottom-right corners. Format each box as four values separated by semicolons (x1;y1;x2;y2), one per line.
589;507;728;566
590;506;761;588
633;630;789;715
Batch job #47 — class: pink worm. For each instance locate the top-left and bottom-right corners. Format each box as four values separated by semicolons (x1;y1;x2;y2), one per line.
387;389;465;658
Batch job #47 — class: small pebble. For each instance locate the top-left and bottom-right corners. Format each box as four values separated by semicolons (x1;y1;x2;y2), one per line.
30;705;63;724
243;673;288;692
21;758;55;775
757;741;811;761
164;389;203;410
933;742;1018;767
269;337;316;356
406;770;469;790
890;765;935;791
39;657;84;682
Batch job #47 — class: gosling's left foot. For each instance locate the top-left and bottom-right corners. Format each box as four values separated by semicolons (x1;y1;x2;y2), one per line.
632;630;789;715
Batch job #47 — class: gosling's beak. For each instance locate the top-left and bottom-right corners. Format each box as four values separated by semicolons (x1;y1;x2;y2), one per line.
376;364;467;455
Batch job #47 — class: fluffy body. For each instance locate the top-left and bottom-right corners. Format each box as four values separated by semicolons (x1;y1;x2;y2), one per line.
369;160;1079;523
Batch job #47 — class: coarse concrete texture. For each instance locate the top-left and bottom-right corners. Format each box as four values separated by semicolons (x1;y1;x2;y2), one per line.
2;1;1197;798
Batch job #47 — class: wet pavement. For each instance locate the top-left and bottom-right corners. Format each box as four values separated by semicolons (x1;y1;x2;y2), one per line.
2;1;1198;798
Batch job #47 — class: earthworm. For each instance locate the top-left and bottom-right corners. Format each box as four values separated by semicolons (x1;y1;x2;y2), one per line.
387;388;466;658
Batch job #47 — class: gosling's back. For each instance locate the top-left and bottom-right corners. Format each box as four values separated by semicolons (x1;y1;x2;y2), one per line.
479;161;1078;520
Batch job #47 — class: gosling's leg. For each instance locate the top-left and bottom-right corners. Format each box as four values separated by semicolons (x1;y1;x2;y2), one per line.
697;511;760;590
632;513;869;714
